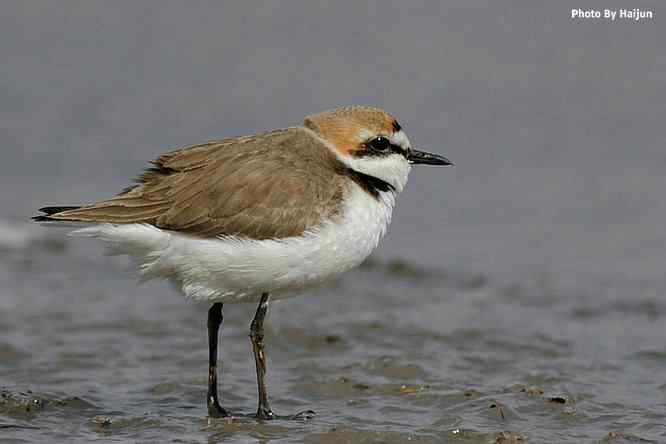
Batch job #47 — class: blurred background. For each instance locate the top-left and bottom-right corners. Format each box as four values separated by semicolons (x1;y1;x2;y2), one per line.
1;1;664;442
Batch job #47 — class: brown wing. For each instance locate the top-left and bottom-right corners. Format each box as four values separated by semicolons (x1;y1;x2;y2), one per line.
40;127;347;240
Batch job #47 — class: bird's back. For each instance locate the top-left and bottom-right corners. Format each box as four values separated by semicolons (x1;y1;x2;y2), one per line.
35;127;348;240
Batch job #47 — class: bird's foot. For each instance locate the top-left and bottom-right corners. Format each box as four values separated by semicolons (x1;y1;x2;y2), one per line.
209;409;315;421
265;410;316;421
287;409;316;420
207;399;231;418
255;406;274;420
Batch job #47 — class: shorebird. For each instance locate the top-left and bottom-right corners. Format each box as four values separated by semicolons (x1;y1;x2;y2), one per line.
33;106;452;419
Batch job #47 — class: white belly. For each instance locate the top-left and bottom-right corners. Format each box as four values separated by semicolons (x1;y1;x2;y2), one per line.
71;183;396;303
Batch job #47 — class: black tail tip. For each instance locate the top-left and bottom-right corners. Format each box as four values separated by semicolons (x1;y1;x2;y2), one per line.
32;206;81;222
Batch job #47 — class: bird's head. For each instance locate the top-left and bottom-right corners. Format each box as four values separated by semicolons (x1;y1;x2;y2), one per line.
304;106;451;193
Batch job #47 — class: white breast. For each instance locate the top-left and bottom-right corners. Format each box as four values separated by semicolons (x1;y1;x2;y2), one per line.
71;183;398;303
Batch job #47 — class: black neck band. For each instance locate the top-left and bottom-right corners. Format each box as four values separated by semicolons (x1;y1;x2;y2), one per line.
343;168;395;199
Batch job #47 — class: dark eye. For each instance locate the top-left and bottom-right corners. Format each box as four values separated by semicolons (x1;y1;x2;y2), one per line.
368;136;391;152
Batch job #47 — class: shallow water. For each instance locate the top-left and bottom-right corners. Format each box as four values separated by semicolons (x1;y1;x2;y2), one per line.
1;233;665;443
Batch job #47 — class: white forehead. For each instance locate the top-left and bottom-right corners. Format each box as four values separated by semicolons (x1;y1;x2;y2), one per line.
389;130;412;151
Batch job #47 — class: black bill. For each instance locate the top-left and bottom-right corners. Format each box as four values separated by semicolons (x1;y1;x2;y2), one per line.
407;149;453;166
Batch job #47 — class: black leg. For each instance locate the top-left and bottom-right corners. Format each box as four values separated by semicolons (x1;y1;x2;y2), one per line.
248;293;316;421
250;293;274;420
207;302;229;417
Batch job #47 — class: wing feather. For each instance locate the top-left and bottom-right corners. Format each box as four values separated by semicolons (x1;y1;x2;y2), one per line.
44;128;346;240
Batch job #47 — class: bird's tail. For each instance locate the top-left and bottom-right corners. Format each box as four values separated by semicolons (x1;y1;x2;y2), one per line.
32;206;83;222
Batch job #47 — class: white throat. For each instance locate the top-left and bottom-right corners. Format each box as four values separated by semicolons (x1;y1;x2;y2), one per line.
339;154;411;193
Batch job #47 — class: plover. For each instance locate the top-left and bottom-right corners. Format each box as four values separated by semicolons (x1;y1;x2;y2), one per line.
33;106;452;419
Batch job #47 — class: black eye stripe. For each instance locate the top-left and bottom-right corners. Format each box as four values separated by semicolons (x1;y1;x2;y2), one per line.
349;136;407;158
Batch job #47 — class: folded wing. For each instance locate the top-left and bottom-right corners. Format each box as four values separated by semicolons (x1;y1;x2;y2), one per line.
35;128;346;240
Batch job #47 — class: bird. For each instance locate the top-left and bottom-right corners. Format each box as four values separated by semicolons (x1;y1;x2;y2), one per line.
33;105;452;420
